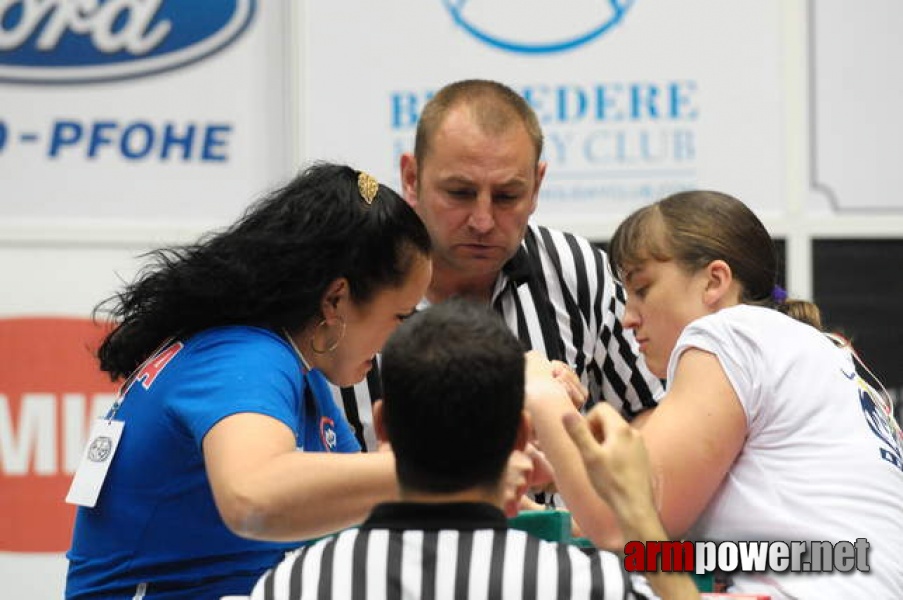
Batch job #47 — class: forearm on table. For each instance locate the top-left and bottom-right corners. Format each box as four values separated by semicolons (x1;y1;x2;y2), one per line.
527;388;625;549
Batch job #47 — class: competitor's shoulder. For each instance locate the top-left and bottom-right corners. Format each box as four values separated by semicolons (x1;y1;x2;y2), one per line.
184;325;296;372
188;325;289;349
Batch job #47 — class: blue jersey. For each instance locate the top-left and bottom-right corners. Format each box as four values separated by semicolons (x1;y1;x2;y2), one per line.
66;326;360;599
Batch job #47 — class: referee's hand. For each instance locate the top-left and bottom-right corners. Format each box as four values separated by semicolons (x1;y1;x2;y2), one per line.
550;360;589;409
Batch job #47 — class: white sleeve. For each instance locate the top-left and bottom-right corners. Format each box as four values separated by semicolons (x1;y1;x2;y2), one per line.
666;313;766;433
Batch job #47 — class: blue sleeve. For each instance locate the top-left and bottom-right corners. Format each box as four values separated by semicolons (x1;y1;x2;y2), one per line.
165;328;302;449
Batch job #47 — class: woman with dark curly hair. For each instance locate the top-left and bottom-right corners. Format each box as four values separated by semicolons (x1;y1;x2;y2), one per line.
65;163;432;600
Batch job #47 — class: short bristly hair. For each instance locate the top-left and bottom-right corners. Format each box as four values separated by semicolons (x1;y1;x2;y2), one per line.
414;79;544;166
380;298;525;494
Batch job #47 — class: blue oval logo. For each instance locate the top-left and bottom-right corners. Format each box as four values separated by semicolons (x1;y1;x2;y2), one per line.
442;0;634;54
0;0;256;84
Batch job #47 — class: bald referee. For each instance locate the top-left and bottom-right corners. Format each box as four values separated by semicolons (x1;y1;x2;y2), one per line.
250;299;696;600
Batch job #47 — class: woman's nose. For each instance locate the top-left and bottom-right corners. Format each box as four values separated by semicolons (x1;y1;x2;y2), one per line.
622;301;640;329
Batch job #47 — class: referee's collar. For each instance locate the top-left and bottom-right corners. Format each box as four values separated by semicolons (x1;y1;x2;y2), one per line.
362;502;508;531
501;244;532;286
416;238;534;311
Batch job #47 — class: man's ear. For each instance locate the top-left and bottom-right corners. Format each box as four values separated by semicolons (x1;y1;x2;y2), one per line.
703;259;734;307
399;153;418;209
373;400;388;444
513;410;531;452
528;161;547;216
320;277;350;319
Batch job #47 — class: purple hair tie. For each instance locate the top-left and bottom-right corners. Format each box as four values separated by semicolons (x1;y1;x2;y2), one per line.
771;285;788;304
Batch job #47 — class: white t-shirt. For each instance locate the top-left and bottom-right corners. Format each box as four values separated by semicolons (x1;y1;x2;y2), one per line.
668;305;903;599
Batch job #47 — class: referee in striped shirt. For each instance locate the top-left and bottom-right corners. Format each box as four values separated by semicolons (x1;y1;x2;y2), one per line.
331;79;663;454
251;299;696;600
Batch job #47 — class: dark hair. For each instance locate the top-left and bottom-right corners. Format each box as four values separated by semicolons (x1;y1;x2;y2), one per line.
380;298;525;494
415;79;544;166
609;190;823;329
95;162;431;380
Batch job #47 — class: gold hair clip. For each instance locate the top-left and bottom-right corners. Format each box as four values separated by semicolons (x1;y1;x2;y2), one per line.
357;171;379;205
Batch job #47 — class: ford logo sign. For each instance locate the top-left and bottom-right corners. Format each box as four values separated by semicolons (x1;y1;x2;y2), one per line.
442;0;634;54
0;0;256;84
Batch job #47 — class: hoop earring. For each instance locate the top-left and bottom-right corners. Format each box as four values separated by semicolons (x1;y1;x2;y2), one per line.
310;317;346;354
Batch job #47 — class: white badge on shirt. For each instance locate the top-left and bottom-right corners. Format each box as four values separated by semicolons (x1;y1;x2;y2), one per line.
65;418;125;507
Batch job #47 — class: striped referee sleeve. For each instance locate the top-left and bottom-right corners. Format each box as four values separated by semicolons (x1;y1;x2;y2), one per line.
524;226;662;416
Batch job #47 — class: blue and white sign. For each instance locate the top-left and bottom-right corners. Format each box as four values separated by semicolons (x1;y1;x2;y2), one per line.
442;0;633;54
809;0;903;213
300;0;787;230
0;0;256;83
0;0;290;230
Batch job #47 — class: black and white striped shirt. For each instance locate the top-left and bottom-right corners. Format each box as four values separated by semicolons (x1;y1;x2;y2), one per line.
332;224;663;451
250;503;658;600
